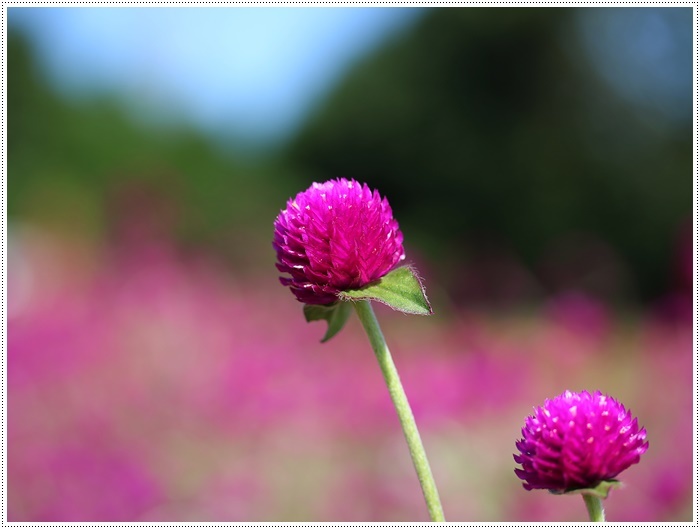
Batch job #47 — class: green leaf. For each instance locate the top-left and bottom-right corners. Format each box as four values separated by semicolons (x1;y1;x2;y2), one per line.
303;301;353;343
554;480;621;499
339;266;433;315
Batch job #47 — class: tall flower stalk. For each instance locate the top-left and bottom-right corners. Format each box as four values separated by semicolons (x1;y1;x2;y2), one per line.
274;178;444;521
353;299;444;521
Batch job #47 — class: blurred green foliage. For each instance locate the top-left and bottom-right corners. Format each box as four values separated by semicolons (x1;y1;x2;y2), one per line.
285;8;691;305
8;29;301;267
9;9;692;306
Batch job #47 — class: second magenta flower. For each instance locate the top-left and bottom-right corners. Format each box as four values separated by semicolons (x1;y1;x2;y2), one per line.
514;390;648;493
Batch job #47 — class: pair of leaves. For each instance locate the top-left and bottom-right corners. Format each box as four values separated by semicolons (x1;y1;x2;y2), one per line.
304;265;432;342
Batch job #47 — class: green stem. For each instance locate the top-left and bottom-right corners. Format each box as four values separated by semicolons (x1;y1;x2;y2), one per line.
582;493;605;522
353;300;445;522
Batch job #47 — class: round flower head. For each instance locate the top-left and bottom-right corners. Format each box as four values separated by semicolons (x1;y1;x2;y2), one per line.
273;178;405;305
514;390;648;493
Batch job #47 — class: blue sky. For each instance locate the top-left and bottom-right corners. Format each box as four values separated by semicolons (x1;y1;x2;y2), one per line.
576;8;692;125
9;8;691;148
9;8;426;146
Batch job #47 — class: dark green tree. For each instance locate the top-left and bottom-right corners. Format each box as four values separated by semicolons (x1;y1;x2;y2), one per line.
286;8;691;305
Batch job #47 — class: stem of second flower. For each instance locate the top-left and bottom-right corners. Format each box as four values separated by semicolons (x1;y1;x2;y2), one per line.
353;299;445;522
582;493;606;522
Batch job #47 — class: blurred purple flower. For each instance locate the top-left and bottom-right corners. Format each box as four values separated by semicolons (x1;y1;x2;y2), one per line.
545;291;610;341
8;438;162;522
273;178;405;304
9;225;691;521
514;390;648;493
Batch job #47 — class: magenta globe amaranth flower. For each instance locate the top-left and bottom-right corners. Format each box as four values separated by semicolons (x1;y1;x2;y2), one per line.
271;178;442;520
514;390;648;493
273;178;406;305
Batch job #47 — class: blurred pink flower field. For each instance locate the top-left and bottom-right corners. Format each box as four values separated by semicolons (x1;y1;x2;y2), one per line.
8;226;693;522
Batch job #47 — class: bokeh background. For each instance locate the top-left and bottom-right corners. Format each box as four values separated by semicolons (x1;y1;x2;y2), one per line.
7;7;694;522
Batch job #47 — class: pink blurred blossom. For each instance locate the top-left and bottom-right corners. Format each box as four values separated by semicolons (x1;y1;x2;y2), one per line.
7;226;693;521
